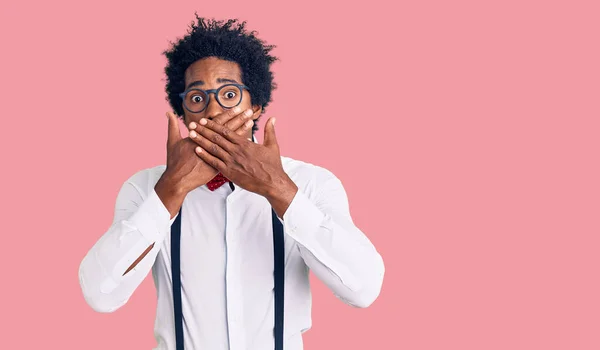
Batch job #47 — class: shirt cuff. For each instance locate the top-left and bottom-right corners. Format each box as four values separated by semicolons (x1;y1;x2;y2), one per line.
281;190;326;243
125;189;173;242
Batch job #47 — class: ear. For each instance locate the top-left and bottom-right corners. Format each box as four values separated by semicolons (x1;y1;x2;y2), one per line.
252;105;263;119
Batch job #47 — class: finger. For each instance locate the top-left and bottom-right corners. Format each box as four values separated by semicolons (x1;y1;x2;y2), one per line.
212;106;247;125
188;108;254;133
187;107;250;134
263;117;278;147
194;145;227;173
224;108;254;131
198;117;244;146
191;122;235;153
235;119;254;136
166;111;182;149
188;129;232;162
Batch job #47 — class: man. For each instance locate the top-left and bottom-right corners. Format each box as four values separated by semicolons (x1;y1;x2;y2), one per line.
79;16;385;350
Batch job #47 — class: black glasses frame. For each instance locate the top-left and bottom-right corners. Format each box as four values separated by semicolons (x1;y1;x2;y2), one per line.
178;83;250;113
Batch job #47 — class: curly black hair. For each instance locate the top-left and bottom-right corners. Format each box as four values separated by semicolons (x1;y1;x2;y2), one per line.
163;15;278;132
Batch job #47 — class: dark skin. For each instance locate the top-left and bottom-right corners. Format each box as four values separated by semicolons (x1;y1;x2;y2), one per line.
189;116;298;216
123;57;297;275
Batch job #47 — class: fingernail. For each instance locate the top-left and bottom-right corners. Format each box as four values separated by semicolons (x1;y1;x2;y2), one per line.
196;146;202;153
233;106;242;113
189;122;197;129
190;130;197;138
244;109;253;117
200;118;207;125
245;120;253;127
272;118;276;126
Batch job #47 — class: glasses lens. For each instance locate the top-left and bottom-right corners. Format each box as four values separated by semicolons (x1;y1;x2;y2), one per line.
217;85;242;108
184;90;208;112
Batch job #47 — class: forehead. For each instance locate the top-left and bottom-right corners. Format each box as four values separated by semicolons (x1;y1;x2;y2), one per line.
184;57;242;85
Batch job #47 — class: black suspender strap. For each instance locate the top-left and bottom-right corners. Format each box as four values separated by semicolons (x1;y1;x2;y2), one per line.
170;207;285;350
272;209;285;350
170;208;184;350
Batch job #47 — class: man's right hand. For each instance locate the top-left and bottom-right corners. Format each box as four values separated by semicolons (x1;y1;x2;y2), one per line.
155;109;256;217
162;111;216;193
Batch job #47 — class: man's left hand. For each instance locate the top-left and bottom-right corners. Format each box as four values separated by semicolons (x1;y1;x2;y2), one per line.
189;116;298;216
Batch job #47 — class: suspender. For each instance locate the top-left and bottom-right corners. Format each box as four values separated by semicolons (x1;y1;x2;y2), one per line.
170;209;184;350
170;206;285;350
272;209;285;350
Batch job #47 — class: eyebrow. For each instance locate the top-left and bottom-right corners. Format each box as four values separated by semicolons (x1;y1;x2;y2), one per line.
185;78;241;90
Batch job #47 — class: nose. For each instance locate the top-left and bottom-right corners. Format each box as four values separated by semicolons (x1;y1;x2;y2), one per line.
204;93;223;120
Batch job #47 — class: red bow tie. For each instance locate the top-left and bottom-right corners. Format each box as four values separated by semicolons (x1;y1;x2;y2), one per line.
206;173;230;191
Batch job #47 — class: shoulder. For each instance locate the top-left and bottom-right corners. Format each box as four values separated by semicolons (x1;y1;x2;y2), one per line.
120;164;167;196
281;156;342;194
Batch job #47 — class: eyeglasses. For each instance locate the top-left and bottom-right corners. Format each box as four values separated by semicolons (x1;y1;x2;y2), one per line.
178;83;250;114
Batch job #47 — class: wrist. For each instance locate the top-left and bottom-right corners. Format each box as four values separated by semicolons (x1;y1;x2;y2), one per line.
154;172;188;219
264;174;293;198
265;175;298;217
156;171;187;197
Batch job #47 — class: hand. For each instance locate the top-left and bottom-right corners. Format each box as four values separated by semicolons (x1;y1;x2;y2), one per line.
159;107;255;193
189;106;257;139
189;116;298;215
154;110;255;218
158;111;219;195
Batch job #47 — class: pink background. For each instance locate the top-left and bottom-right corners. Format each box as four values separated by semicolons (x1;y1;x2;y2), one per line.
1;0;599;349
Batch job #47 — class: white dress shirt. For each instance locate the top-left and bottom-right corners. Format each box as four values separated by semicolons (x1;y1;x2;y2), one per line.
79;155;385;350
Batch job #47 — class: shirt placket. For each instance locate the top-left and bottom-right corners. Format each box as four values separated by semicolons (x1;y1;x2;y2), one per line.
225;194;246;350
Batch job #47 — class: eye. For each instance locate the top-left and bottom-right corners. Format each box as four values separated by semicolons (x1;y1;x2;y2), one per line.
191;95;204;103
223;91;237;99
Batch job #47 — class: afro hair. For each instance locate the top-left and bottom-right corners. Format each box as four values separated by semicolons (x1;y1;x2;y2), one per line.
163;15;278;132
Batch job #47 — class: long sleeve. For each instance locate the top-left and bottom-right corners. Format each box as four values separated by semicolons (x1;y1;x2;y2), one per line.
281;170;385;308
78;169;176;313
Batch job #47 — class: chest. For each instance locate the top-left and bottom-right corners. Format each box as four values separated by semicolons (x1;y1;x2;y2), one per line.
159;188;282;287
